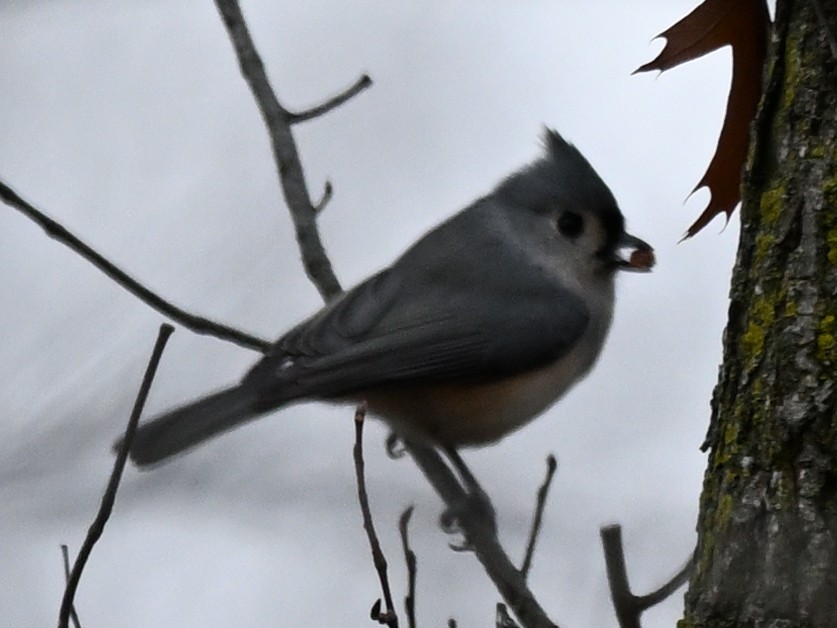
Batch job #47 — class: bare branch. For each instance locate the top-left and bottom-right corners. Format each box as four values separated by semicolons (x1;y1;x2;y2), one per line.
289;74;373;123
213;0;343;300
353;405;399;627
600;524;692;628
59;324;174;628
407;442;558;628
398;507;418;628
59;545;82;628
521;455;557;580
0;181;269;353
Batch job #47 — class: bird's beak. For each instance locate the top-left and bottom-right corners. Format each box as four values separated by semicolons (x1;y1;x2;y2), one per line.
615;232;655;272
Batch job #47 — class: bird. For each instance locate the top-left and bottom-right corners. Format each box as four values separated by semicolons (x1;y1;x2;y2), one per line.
122;129;654;467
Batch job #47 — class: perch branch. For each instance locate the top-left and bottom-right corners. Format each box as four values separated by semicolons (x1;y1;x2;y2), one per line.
407;442;558;628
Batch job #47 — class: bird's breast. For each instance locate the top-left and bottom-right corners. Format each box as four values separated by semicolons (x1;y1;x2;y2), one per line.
364;324;608;447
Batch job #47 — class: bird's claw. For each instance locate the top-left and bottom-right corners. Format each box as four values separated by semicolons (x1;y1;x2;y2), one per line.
439;488;498;550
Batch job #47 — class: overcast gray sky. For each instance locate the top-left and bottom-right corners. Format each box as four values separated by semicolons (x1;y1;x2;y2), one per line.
2;1;742;626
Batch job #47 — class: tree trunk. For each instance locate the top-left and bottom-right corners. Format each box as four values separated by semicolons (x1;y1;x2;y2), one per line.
682;1;837;626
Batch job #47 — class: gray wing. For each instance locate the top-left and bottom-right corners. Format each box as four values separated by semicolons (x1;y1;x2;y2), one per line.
244;208;589;408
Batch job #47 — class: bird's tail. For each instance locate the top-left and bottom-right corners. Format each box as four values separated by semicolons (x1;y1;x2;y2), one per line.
118;386;260;467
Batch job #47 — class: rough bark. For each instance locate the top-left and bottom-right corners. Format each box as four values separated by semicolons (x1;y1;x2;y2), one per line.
682;1;837;626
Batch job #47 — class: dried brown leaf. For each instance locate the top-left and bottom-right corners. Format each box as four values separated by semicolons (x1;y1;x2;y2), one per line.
636;0;770;238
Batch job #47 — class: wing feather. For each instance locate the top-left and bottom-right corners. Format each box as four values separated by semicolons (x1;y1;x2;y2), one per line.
244;208;590;407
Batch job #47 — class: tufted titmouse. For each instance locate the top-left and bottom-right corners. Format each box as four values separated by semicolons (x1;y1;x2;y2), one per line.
124;129;654;467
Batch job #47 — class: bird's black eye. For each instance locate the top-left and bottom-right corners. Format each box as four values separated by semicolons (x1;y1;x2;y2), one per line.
557;211;584;239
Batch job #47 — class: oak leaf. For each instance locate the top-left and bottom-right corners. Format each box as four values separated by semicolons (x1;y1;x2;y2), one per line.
636;0;770;238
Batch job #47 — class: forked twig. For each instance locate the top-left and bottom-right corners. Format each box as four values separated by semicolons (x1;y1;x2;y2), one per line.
600;524;692;628
59;324;174;628
214;0;372;301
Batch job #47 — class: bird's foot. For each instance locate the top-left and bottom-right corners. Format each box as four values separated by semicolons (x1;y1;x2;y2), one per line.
439;483;498;550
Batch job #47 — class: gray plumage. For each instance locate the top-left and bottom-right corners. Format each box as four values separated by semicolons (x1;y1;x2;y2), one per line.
124;129;653;466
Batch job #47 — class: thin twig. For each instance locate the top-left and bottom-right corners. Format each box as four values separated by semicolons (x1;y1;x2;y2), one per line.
0;181;269;353
289;74;373;123
59;545;82;628
600;524;692;628
314;180;334;215
521;455;557;580
635;558;692;609
398;506;417;628
213;0;345;301
353;405;399;628
59;324;174;628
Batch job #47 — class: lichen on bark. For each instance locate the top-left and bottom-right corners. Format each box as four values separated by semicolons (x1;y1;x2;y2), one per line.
683;0;837;626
